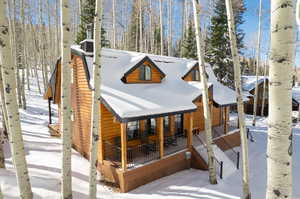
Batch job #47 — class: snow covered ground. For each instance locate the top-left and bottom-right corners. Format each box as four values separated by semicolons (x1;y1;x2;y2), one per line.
1;77;300;198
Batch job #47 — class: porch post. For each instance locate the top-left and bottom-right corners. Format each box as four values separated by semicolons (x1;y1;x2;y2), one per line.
48;98;52;124
224;107;228;134
187;113;193;149
157;117;164;159
169;115;175;136
121;123;127;171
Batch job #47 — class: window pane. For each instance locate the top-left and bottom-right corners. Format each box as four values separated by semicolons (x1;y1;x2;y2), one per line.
139;65;145;80
145;66;151;80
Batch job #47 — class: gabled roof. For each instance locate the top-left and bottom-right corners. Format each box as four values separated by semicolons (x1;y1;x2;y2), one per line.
48;45;240;122
186;65;248;107
122;55;166;79
242;76;268;92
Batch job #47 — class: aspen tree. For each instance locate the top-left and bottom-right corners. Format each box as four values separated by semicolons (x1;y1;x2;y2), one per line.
89;0;103;197
168;0;172;56
20;0;26;110
192;0;217;184
296;0;300;121
266;0;296;198
60;0;73;198
159;0;163;55
112;0;116;48
252;0;263;125
261;59;268;116
0;0;33;198
225;0;251;198
139;0;143;52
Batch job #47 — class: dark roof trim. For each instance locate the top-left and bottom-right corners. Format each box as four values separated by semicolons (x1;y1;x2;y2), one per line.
123;56;166;79
101;97;196;123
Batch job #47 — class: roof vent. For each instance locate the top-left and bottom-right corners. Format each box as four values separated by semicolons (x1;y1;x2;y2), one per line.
80;24;94;53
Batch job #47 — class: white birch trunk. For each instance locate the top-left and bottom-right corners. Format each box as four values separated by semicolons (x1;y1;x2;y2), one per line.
192;0;217;184
159;0;163;55
60;0;73;198
112;0;116;49
168;0;172;56
252;0;263;125
89;0;103;198
266;0;295;198
225;0;251;198
261;61;267;116
0;0;33;198
139;0;143;52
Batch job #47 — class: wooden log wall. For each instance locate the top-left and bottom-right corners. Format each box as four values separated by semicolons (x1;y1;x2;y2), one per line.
125;61;163;83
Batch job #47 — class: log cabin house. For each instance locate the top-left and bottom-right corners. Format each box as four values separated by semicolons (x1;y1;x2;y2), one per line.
44;39;242;192
242;76;299;116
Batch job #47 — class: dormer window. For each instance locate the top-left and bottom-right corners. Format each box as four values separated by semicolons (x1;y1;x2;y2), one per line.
192;69;200;81
139;65;152;81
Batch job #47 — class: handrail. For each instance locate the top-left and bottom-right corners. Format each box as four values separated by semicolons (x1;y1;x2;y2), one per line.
194;135;224;179
246;128;255;142
212;128;240;169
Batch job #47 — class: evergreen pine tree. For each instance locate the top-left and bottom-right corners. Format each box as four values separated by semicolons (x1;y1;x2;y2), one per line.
205;0;245;87
75;0;109;46
180;20;197;59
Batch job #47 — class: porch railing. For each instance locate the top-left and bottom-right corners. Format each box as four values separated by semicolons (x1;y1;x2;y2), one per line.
194;135;224;179
104;141;160;169
164;133;187;156
212;128;240;169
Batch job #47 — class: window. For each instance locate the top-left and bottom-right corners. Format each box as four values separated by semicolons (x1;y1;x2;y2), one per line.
139;64;152;81
192;69;200;81
127;121;140;140
146;119;156;135
163;116;169;134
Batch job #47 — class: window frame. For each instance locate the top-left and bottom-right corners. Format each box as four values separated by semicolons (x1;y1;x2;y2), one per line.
139;64;152;81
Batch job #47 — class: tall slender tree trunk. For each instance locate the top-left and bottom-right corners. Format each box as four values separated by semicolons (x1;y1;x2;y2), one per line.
139;0;143;52
266;0;296;198
89;1;103;197
225;0;251;198
60;0;73;198
168;0;172;56
192;0;217;184
0;0;33;198
261;60;267;116
252;0;263;125
112;0;116;48
159;0;163;55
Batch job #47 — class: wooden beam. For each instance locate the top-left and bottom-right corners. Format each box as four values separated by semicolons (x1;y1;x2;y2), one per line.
121;123;127;171
169;115;175;136
157;117;164;159
187;113;193;149
139;120;145;132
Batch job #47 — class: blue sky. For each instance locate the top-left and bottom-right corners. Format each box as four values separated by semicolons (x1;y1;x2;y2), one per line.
241;0;299;66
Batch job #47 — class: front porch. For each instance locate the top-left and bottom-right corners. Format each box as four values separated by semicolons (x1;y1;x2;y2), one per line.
102;113;194;171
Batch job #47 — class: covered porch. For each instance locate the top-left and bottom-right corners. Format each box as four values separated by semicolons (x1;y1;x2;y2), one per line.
102;113;195;171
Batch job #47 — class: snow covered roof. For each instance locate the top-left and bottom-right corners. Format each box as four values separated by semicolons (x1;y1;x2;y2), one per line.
55;46;239;122
186;65;248;106
241;76;268;92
